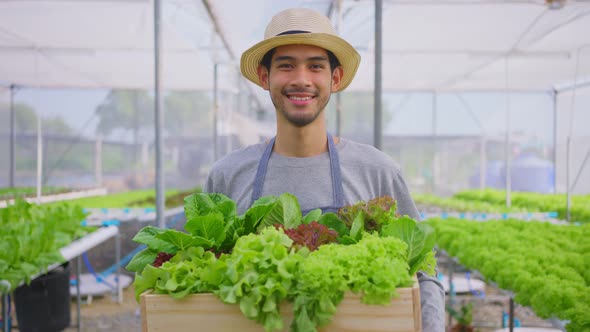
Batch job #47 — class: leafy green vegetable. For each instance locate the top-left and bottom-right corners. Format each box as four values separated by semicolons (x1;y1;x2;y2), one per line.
257;193;302;231
215;227;302;332
184;192;236;221
316;212;348;237
417;189;590;223
183;193;233;248
302;208;322;224
133;246;223;301
278;221;339;252
291;233;412;331
127;193;437;332
381;216;436;275
184;212;225;247
337;196;398;232
155;229;212;251
429;218;590;332
125;248;158;274
230;195;278;248
130;226;178;253
0;199;91;292
334;196;438;276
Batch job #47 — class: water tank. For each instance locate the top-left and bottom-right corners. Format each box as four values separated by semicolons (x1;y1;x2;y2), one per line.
508;153;554;193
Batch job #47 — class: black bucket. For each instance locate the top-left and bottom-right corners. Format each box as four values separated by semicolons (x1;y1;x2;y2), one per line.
14;262;71;332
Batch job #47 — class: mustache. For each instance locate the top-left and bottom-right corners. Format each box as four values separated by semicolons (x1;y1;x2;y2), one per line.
283;88;317;95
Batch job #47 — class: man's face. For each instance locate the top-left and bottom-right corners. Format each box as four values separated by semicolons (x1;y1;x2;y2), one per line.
257;44;343;127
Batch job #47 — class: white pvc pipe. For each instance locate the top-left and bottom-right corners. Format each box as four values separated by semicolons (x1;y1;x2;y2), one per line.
95;135;103;187
0;188;108;208
36;116;43;204
137;206;184;222
60;226;119;261
480;137;487;190
566;136;571;222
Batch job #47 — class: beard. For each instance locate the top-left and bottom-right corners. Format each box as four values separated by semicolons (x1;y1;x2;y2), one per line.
279;104;324;127
270;88;331;128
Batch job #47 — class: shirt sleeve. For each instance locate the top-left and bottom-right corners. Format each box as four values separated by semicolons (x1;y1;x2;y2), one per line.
204;166;222;194
392;169;445;331
418;272;446;332
391;171;420;220
204;172;214;193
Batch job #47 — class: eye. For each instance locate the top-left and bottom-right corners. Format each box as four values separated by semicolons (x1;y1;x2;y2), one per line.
310;63;325;71
277;63;293;69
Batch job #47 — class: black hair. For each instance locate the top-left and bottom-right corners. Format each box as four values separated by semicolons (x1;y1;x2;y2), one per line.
260;48;341;73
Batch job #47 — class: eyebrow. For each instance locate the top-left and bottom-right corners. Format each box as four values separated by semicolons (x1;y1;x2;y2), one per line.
273;55;329;62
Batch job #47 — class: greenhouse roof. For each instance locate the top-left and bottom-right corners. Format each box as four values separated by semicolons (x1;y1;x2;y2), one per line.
0;0;589;93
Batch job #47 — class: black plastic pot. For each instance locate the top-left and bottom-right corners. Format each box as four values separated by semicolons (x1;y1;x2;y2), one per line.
14;262;71;332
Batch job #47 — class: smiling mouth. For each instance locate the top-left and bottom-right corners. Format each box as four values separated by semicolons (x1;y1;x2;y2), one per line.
288;95;313;101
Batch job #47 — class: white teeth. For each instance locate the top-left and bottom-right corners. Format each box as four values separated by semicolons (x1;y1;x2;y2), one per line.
289;96;311;101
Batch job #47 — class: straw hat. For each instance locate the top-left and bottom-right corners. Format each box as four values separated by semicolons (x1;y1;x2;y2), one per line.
240;8;361;92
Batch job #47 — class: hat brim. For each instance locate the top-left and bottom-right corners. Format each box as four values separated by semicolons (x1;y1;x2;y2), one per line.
240;33;361;92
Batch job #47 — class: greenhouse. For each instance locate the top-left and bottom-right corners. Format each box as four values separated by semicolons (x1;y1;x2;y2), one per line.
0;0;589;332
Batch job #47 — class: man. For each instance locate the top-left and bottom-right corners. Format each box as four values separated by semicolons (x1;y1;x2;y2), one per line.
205;7;445;331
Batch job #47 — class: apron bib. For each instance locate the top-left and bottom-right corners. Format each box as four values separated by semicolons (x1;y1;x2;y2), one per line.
250;133;344;214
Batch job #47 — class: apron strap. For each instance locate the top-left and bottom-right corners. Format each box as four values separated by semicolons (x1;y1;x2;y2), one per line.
327;133;345;207
250;136;275;206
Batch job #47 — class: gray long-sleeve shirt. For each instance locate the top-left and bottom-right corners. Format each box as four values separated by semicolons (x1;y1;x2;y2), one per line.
205;137;445;331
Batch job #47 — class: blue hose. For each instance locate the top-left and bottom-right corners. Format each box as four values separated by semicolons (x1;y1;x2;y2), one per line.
465;271;485;299
81;252;117;290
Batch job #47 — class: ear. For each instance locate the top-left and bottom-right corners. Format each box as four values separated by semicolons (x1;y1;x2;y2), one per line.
257;65;270;90
331;66;343;92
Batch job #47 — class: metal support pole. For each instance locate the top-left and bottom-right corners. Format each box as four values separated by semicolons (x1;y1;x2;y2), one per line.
432;92;437;194
504;58;512;208
36;117;43;204
76;255;82;332
447;258;455;329
154;0;165;228
9;85;16;188
2;294;9;332
570;146;590;194
116;231;122;303
505;93;512;208
552;90;558;193
95;136;103;187
142;141;149;171
227;92;233;155
133;91;140;172
373;0;382;150
213;63;219;161
566;136;571;222
480;136;487;190
509;297;515;332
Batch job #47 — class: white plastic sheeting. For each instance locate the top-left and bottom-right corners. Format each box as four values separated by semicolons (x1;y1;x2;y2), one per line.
208;0;590;93
0;0;235;91
0;0;588;93
1;1;590;196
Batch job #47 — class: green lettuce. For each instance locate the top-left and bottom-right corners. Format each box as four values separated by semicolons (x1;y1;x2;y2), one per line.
0;199;90;292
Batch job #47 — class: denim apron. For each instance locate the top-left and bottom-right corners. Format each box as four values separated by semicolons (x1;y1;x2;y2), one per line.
250;133;345;214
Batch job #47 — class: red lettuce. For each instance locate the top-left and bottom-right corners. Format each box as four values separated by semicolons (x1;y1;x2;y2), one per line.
275;221;338;251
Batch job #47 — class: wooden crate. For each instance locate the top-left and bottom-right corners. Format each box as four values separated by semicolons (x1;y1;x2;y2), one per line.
140;281;421;332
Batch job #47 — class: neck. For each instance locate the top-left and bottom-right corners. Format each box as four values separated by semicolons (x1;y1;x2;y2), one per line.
274;122;330;157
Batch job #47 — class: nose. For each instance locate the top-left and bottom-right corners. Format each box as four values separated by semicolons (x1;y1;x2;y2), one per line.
289;66;312;87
